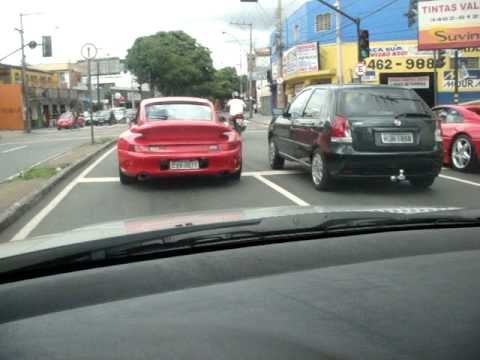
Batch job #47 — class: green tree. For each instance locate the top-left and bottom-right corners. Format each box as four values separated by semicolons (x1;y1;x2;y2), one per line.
211;67;240;101
126;31;215;96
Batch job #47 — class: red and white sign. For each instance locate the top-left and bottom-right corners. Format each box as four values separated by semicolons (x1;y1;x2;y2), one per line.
355;63;367;76
418;0;480;50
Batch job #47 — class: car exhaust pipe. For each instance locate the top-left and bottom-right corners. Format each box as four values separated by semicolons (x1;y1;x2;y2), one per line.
390;169;406;182
137;173;150;182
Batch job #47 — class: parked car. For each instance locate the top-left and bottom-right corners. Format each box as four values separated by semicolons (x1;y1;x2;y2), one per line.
432;104;480;172
268;85;443;190
113;108;127;123
117;97;242;184
93;110;115;126
57;112;85;130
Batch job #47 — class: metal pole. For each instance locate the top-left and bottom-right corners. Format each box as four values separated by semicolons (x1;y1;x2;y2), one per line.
453;50;459;104
277;0;285;108
433;50;438;106
248;23;254;120
239;51;243;96
19;14;30;133
96;60;101;109
87;55;94;144
356;20;362;83
335;0;343;85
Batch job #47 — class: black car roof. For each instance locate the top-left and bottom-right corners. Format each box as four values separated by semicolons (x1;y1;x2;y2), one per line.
304;84;411;91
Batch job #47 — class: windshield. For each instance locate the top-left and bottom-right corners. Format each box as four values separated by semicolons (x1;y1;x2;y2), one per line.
1;0;480;284
339;88;430;117
146;103;212;121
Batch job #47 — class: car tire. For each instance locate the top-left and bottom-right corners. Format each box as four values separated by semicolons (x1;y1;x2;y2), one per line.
119;168;136;185
311;150;332;191
409;176;436;189
269;139;285;170
228;163;242;182
451;135;478;172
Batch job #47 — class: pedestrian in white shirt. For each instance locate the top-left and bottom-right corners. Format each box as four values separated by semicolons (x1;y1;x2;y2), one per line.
227;92;247;117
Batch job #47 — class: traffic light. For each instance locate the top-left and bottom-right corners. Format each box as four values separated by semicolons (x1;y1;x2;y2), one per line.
359;30;370;61
436;49;447;68
42;36;52;57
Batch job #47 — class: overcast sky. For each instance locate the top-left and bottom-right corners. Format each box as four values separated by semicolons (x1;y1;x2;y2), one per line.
0;0;308;74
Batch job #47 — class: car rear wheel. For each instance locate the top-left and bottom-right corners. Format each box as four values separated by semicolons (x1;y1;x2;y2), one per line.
269;140;284;169
228;163;242;182
119;168;136;185
409;176;436;189
451;135;477;172
311;150;331;191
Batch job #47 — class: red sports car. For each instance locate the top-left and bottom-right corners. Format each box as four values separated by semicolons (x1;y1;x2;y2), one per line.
433;104;480;172
117;97;242;184
57;112;85;130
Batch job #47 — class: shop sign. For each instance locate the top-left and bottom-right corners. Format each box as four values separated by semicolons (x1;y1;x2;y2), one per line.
361;70;377;82
282;42;319;78
387;76;430;88
369;45;433;58
418;0;480;50
442;69;480;91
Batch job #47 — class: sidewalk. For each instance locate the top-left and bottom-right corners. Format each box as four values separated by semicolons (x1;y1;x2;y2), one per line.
0;128;56;141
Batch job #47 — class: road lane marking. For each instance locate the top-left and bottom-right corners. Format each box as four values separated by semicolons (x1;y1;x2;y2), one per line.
76;170;305;183
1;145;27;154
253;174;310;207
11;146;117;241
439;174;480;187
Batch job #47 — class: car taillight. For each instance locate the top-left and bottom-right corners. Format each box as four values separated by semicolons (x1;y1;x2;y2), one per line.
331;116;352;143
435;119;443;142
129;144;150;152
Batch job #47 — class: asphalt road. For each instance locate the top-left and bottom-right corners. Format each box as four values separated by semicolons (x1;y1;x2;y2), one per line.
2;119;480;242
0;125;127;182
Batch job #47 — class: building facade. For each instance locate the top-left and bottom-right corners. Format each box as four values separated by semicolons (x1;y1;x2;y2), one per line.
270;0;480;107
0;63;88;129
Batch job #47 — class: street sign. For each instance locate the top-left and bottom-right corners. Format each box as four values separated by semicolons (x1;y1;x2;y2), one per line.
355;62;366;76
81;43;97;60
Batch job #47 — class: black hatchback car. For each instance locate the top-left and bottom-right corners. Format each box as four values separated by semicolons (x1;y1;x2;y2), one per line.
268;85;444;190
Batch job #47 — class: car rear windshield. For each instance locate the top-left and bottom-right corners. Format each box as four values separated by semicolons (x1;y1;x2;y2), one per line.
338;88;430;117
146;103;212;121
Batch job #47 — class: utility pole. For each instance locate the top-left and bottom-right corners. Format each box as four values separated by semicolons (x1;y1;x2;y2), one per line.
453;50;459;104
230;21;254;119
96;60;101;109
276;0;285;108
19;14;30;133
433;50;438;106
87;55;94;144
335;0;343;85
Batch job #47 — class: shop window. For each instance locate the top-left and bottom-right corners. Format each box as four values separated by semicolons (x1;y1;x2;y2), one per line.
452;57;479;69
315;13;331;32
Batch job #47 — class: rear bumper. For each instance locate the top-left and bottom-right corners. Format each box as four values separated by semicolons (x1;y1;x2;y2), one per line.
327;145;443;178
118;148;242;178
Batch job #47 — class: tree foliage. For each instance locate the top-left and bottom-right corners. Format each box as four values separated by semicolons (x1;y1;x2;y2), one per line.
126;31;215;96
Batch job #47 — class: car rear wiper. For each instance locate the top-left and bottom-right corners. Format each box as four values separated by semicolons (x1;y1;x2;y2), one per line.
395;112;431;119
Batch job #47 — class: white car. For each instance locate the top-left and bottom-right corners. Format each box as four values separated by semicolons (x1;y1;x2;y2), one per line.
113;108;127;123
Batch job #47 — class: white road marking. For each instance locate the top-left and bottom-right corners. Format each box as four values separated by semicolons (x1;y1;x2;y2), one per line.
439;174;480;187
76;170;304;183
253;174;310;207
1;145;27;154
11;146;117;241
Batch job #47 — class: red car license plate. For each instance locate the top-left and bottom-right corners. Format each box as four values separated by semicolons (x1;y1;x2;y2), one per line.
169;160;200;170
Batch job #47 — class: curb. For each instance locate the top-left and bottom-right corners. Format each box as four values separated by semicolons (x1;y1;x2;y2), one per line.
0;140;116;234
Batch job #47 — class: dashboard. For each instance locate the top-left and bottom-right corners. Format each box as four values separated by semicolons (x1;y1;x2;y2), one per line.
2;226;480;359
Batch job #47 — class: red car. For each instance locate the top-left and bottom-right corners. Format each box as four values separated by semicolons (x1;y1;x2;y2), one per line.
433;105;480;171
57;112;85;130
117;97;242;184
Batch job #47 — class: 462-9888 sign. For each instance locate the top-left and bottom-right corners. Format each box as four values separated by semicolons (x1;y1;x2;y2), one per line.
367;58;437;70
